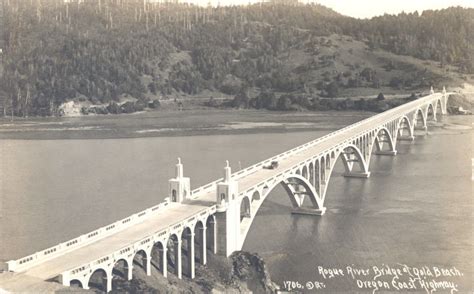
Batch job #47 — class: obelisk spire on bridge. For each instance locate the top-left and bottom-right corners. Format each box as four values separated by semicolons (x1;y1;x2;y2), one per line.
430;86;435;94
169;157;191;203
215;160;240;257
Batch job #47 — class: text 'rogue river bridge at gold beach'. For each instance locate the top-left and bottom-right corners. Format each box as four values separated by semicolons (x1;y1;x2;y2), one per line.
5;87;451;292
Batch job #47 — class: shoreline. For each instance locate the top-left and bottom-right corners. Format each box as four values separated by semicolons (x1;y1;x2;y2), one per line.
0;109;374;140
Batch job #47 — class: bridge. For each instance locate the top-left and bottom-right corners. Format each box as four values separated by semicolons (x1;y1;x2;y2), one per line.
5;88;450;292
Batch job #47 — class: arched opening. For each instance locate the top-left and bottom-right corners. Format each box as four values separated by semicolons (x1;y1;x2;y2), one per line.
427;104;436;122
314;160;320;192
398;116;412;138
194;221;205;265
88;268;108;292
132;250;148;276
240;196;251;221
302;165;308;180
205;215;216;254
112;259;130;288
70;279;83;288
325;154;331;169
181;227;194;278
252;190;260;202
167;234;180;277
436;99;442;116
151;241;166;276
240;174;322;250
172;189;177;202
372;128;395;154
336;145;368;177
309;162;314;186
414;109;425;130
320;156;326;184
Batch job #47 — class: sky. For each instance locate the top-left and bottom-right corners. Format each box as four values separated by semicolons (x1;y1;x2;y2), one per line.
187;0;474;19
312;0;474;19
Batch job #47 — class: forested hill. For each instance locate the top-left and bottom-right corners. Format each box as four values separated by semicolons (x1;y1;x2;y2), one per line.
0;0;472;116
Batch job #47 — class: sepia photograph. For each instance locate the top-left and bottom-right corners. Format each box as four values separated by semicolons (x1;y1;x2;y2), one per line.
0;0;472;292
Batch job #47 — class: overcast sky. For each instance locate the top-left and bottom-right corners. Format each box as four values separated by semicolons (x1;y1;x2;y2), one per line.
312;0;473;19
187;0;473;19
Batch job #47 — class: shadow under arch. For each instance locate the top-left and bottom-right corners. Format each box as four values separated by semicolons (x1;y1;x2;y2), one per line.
70;279;83;288
88;268;108;292
112;258;130;287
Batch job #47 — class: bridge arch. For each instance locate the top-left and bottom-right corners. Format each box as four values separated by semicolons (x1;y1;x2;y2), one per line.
181;226;194;278
413;108;426;130
302;165;308;180
397;115;414;139
251;190;261;202
166;233;180;277
70;279;83;288
205;215;216;254
132;249;149;276
426;103;436;122
368;127;396;157
112;258;130;286
315;143;369;203
238;172;324;248
87;268;109;292
240;196;251;221
151;241;166;276
194;221;206;265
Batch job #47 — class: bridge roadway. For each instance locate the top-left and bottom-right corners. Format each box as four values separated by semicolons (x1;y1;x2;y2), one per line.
20;92;444;281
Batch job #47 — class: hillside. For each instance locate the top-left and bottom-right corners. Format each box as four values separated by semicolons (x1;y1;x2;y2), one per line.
0;1;472;116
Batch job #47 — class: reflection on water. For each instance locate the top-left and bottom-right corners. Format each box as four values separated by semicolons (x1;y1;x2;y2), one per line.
0;115;471;291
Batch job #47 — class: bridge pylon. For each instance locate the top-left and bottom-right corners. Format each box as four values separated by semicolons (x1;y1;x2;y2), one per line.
215;161;240;257
169;158;191;203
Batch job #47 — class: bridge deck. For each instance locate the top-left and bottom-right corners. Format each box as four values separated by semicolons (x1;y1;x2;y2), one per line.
21;94;440;280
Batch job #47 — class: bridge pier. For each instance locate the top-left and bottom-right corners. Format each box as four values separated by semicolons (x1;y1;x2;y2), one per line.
343;171;371;178
102;276;112;293
198;226;207;265
175;239;182;279
291;207;326;215
398;135;415;141
145;256;151;276
414;125;428;131
161;248;168;278
121;264;133;281
375;150;397;156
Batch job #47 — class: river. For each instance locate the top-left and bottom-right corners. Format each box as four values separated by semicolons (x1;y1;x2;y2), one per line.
0;113;472;292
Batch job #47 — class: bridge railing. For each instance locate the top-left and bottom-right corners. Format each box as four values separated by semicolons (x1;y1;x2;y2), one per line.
6;197;173;272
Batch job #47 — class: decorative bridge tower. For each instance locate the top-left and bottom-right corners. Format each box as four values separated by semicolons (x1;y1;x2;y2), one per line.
215;161;240;257
169;158;190;203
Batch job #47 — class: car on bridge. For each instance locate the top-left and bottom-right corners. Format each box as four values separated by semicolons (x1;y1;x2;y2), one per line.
264;161;279;169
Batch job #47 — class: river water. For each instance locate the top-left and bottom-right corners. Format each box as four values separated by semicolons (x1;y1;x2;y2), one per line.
0;114;472;292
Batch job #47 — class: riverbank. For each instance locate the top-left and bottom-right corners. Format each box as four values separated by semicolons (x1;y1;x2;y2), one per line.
0;109;373;140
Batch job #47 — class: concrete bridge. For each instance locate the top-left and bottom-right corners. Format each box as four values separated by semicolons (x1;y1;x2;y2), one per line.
6;88;450;292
